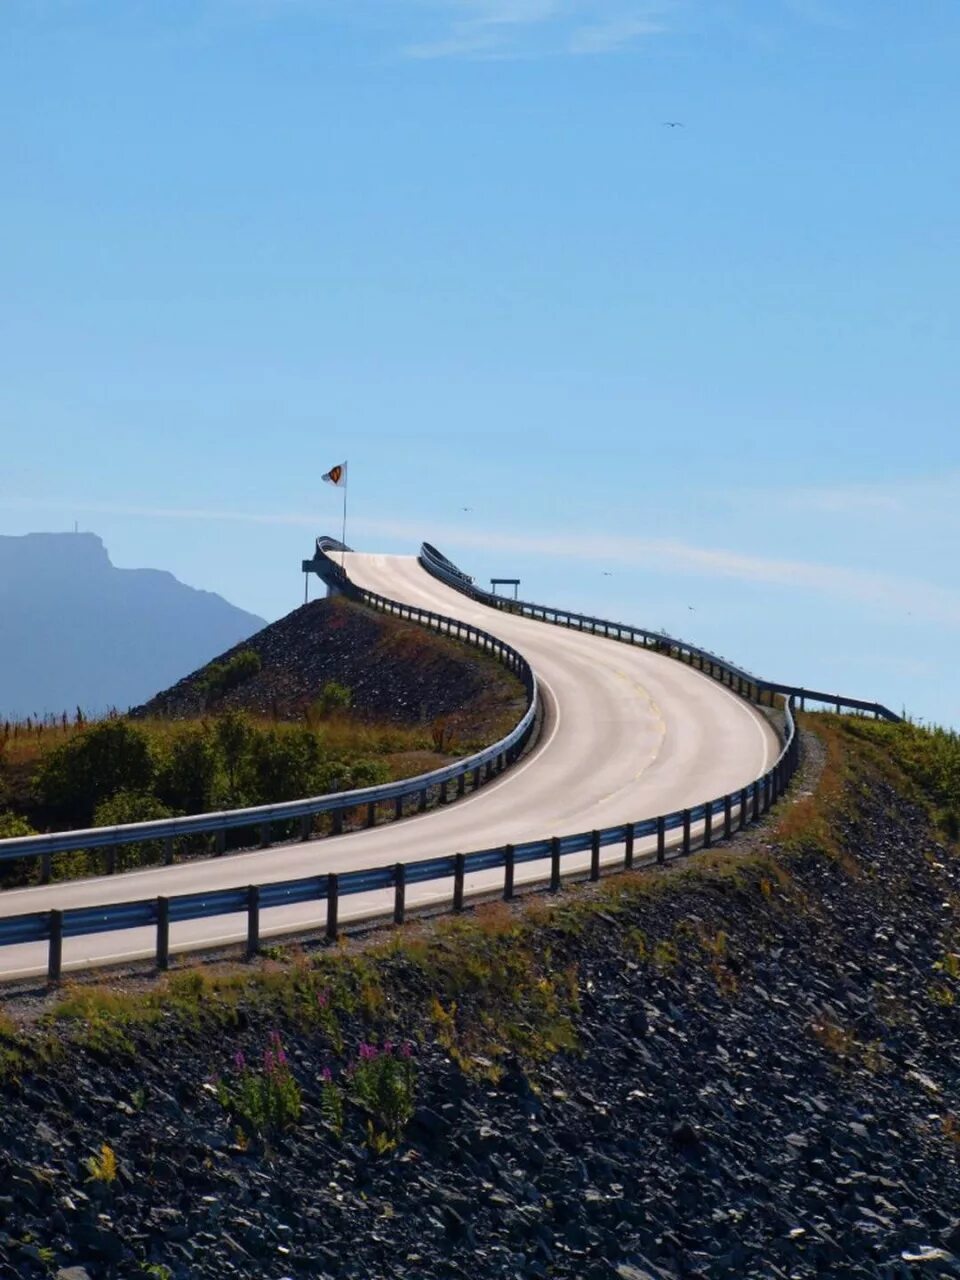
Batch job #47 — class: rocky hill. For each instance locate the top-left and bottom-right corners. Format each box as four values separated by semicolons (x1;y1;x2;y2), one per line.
2;719;959;1279
0;532;264;720
135;595;525;739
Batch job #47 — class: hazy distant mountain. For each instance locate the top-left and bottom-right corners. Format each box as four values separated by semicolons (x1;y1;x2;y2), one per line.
0;532;266;720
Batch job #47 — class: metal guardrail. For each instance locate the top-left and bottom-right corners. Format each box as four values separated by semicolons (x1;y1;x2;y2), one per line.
418;542;901;723
1;700;800;983
0;549;538;873
0;537;888;981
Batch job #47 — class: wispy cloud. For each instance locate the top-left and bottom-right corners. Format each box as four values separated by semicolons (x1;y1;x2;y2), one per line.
5;496;959;628
400;0;668;59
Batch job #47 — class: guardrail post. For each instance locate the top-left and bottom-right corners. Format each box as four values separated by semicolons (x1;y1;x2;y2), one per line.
106;845;116;876
333;808;344;836
457;772;466;797
625;824;635;870
550;837;561;891
473;766;482;791
259;823;271;849
703;805;713;849
156;896;170;971
503;844;515;900
590;830;601;882
164;836;175;866
216;828;226;856
394;795;403;821
394;864;406;925
300;816;312;842
48;910;63;985
682;810;691;855
739;787;748;829
246;885;260;958
418;788;428;813
752;781;761;823
41;852;52;885
724;795;733;841
326;873;339;941
366;801;376;828
453;853;466;913
657;816;666;864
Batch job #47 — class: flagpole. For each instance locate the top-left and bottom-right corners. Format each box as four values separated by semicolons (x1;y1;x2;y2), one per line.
341;462;348;569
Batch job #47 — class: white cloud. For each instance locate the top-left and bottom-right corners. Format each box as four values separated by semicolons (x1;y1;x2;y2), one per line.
399;0;668;59
567;15;664;53
5;496;960;629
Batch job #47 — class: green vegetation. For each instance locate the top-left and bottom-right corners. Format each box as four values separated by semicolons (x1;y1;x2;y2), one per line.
217;1032;302;1139
199;648;262;703
0;708;456;886
839;718;960;842
85;1143;118;1184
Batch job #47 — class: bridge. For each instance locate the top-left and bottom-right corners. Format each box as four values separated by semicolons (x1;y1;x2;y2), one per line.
0;539;898;982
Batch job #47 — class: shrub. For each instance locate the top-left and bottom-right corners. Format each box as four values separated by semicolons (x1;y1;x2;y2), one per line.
201;649;262;703
155;726;218;813
92;790;175;872
348;1041;416;1151
217;1032;301;1139
348;757;390;789
85;1144;118;1183
37;720;155;825
0;811;35;839
215;710;253;799
245;728;321;804
314;681;352;716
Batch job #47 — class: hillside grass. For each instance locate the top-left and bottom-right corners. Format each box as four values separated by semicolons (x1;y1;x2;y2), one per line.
2;710;956;1084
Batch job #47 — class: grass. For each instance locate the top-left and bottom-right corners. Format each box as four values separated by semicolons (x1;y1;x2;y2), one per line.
1;713;957;1105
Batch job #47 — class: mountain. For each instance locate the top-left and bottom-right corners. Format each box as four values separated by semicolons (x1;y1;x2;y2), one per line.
0;532;266;720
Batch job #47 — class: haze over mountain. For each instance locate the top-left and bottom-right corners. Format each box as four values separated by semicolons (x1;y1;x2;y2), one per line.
0;532;265;720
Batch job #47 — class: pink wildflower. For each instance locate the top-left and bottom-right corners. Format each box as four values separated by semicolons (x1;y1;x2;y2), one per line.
233;1050;246;1073
399;1041;414;1059
321;1067;333;1083
316;990;330;1009
358;1042;379;1062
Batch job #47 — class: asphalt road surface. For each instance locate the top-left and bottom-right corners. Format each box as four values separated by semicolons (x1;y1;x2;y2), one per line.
0;553;779;978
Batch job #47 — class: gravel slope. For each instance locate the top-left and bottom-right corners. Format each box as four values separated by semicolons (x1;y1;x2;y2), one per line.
2;726;960;1278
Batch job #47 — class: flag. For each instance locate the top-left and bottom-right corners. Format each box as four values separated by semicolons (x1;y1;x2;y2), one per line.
322;461;347;487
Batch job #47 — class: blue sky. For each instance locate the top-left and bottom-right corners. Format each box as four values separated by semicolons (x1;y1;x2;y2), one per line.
2;1;958;726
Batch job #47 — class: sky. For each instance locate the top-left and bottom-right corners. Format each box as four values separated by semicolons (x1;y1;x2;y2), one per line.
1;0;958;727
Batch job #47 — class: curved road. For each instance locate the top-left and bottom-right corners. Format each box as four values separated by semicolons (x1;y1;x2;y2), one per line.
0;552;779;978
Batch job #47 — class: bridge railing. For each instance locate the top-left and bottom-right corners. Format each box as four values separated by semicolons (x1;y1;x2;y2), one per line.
0;698;800;983
418;542;901;722
0;548;539;877
0;536;893;982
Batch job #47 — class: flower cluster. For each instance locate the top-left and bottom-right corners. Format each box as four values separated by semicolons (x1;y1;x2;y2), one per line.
217;1031;301;1139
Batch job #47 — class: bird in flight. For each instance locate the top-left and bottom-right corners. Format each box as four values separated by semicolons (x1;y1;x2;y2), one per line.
461;506;472;512
602;571;613;576
687;605;696;611
663;121;685;128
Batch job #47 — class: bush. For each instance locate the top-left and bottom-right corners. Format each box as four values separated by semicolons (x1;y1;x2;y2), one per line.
0;811;35;839
348;1041;416;1152
92;790;175;872
217;1032;301;1139
155;726;218;813
215;711;253;799
244;728;322;805
314;681;352;717
201;650;262;703
37;720;155;825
